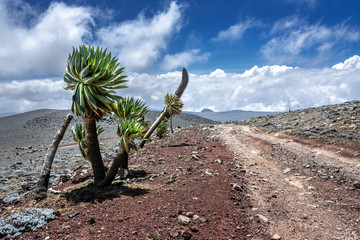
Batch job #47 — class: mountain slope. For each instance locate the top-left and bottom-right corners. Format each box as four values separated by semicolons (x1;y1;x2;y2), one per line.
240;101;360;145
190;110;280;122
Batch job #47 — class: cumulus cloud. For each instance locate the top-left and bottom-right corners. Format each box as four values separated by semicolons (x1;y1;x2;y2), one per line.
96;1;183;71
1;56;359;114
0;79;71;113
262;17;360;65
212;18;260;42
332;55;360;70
0;1;94;78
161;49;210;71
0;1;187;77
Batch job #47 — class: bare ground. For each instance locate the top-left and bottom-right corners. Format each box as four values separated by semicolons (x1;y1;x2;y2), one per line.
1;124;359;239
217;125;360;240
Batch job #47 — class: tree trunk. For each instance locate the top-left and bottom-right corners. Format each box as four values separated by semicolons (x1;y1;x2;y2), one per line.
98;147;128;187
84;109;105;185
139;68;189;148
36;114;73;199
120;154;128;169
170;116;174;133
139;110;167;148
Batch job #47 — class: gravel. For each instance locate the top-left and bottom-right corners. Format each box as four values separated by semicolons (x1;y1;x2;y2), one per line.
240;101;360;145
0;109;215;203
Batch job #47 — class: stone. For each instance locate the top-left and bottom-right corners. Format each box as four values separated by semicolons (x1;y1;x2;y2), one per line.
189;225;199;232
270;234;281;240
231;183;243;191
180;229;192;240
254;214;269;223
186;212;194;217
90;218;96;224
193;215;207;224
191;154;200;160
215;159;223;164
282;168;291;174
178;215;191;226
170;229;180;237
353;181;360;189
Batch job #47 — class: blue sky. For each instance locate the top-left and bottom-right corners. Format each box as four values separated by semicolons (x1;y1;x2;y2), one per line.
0;0;360;114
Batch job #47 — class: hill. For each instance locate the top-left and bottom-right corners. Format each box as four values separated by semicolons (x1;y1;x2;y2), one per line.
240;100;360;145
0;109;215;154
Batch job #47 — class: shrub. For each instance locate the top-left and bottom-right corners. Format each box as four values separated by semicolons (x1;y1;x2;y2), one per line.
0;208;54;238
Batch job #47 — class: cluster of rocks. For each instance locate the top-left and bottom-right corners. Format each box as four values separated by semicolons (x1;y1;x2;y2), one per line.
240;101;360;144
0;146;93;203
167;211;208;239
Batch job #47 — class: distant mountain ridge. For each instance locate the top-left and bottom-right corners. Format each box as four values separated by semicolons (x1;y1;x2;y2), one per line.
189;109;280;122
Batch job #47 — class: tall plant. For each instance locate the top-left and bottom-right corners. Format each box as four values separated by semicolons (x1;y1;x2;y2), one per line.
99;99;149;186
71;123;104;161
113;97;149;171
139;68;188;148
63;45;127;184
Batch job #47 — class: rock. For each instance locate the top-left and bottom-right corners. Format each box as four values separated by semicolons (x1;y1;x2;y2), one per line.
189;225;199;232
231;183;243;191
193;215;207;224
353;181;360;189
180;229;192;240
170;229;180;237
215;159;223;164
191;154;200;160
282;168;291;174
254;214;269;223
178;215;191;226
90;217;96;224
186;212;194;217
270;234;281;240
68;212;80;218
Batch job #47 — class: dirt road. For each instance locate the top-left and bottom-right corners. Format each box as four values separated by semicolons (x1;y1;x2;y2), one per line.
217;125;360;240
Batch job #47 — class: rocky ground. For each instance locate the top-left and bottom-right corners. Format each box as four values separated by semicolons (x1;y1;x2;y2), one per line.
0;109;214;203
0;101;359;239
240;100;360;145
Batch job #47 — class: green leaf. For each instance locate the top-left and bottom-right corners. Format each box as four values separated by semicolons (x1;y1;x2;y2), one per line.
79;64;90;81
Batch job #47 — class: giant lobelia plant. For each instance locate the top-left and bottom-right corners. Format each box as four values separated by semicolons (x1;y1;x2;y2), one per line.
112;97;149;176
139;68;188;148
63;45;127;184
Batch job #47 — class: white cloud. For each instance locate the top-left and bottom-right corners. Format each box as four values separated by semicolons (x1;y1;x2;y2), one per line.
0;1;187;77
270;15;303;34
262;17;360;64
96;1;183;71
332;55;360;70
212;18;260;42
161;49;210;71
209;69;226;78
0;79;71;113
0;1;94;78
121;55;360;112
1;56;359;114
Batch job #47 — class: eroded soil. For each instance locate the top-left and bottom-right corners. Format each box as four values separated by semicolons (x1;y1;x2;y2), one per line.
217;125;360;240
1;124;360;239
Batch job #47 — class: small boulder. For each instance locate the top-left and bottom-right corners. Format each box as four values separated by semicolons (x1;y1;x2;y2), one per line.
231;183;243;191
254;214;269;223
282;168;291;174
178;215;191;226
270;233;281;240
